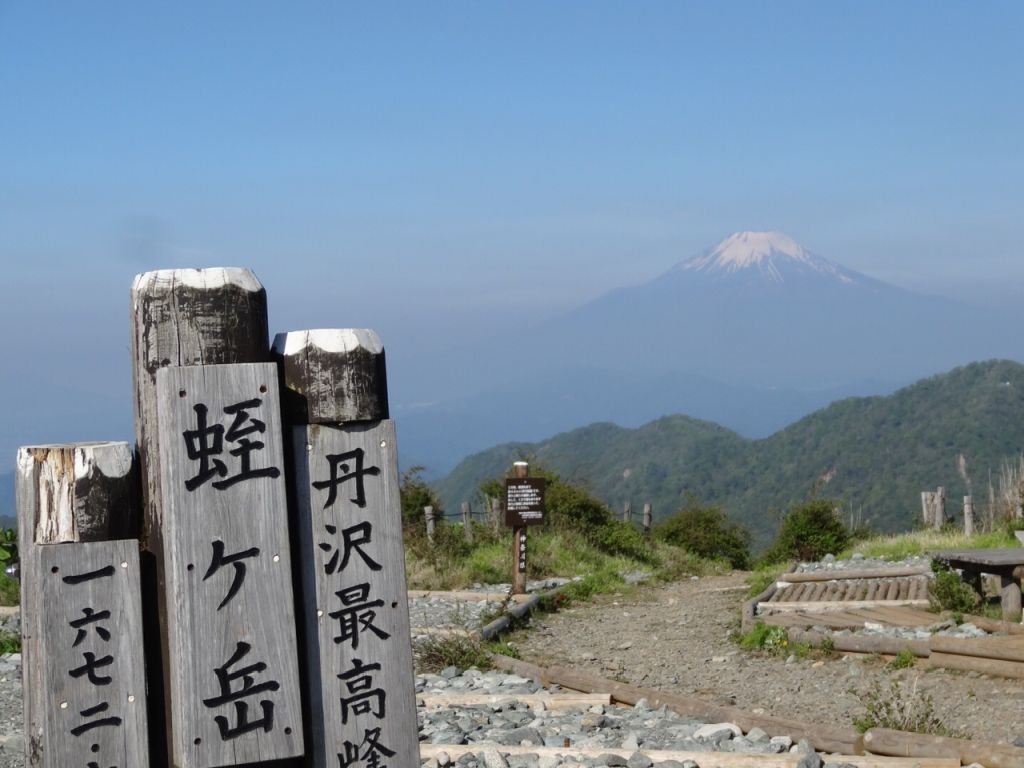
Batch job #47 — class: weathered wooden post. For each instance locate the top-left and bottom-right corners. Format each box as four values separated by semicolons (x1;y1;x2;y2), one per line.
16;442;150;768
462;502;474;544
132;269;304;768
921;491;932;527
425;505;436;545
642;503;653;536
622;501;632;524
490;497;502;536
935;486;946;529
273;328;418;768
964;495;975;537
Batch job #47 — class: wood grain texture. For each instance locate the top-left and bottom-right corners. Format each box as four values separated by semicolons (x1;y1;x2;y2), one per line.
16;443;143;768
131;268;269;548
289;419;417;768
864;727;1024;768
271;330;388;424
29;542;150;768
156;363;303;768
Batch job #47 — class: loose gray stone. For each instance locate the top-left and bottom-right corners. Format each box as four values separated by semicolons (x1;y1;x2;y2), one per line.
627;752;654;768
483;750;510;768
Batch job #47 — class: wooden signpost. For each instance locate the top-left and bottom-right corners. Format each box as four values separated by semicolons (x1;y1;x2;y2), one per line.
16;270;420;767
155;363;304;767
16;442;149;768
274;329;418;768
505;462;545;594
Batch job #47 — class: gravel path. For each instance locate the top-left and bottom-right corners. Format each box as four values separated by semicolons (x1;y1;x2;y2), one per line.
514;571;1024;746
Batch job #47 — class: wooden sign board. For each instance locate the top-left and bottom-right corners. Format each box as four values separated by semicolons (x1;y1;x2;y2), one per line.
156;363;303;768
32;540;150;768
504;478;546;527
290;419;418;768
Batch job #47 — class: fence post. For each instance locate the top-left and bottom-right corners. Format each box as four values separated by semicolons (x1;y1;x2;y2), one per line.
622;501;632;524
16;442;150;768
964;495;975;536
462;502;474;544
642;503;653;536
935;486;946;529
490;496;502;536
425;505;436;545
131;269;305;768
921;491;931;527
273;328;418;768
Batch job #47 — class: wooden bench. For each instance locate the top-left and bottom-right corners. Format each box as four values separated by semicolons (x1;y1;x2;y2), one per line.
930;548;1024;621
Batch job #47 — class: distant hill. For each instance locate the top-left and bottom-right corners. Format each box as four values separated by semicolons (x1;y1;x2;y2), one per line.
435;360;1024;546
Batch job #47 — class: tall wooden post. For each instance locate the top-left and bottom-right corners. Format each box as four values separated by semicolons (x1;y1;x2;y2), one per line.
622;501;632;524
642;503;653;535
935;487;946;529
490;497;502;535
425;505;436;545
16;442;150;768
511;462;529;595
964;495;975;537
921;491;931;527
131;269;304;768
274;329;417;768
462;502;474;544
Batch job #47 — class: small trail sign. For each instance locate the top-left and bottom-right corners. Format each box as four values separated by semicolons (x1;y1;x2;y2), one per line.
504;477;546;527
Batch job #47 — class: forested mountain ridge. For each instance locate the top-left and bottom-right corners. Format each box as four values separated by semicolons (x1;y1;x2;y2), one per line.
435;360;1024;545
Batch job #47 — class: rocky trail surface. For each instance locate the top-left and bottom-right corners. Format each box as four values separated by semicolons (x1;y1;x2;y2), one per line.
513;570;1024;748
1;566;1023;767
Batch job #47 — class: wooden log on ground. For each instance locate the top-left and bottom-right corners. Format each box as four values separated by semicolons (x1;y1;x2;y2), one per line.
16;442;150;768
408;590;530;603
959;614;1024;635
417;693;612;710
929;635;1024;662
760;599;930;614
488;655;862;755
780;566;932;584
275;328;418;768
787;628;931;658
420;744;957;768
926;650;1024;679
741;564;794;632
864;727;1024;768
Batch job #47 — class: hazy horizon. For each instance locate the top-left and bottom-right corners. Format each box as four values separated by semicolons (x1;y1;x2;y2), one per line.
2;3;1022;468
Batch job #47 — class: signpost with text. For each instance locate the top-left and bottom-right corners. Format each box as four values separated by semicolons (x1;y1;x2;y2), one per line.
504;463;545;594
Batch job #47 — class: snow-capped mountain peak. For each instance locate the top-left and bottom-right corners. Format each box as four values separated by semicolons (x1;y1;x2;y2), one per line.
681;231;856;285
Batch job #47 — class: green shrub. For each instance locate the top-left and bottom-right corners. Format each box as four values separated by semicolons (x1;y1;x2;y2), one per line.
928;562;979;613
887;649;916;670
737;621;789;653
655;497;750;569
590;519;651;561
762;500;850;563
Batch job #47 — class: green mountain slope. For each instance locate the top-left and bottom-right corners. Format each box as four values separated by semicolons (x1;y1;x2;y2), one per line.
435;360;1024;546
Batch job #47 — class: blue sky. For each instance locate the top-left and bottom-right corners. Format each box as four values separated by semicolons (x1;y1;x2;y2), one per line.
1;2;1022;463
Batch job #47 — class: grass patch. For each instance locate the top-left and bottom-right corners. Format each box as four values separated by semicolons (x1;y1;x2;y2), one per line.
745;563;785;599
852;677;966;737
413;634;493;674
840;529;1016;561
0;631;19;654
887;649;916;670
0;574;18;607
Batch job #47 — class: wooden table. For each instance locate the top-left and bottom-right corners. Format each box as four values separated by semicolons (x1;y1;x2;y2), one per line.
930;548;1024;621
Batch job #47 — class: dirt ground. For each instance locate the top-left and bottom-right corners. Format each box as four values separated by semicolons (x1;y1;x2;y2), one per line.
513;571;1024;746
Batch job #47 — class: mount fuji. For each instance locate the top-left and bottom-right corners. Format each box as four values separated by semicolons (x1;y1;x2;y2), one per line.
395;232;1023;473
